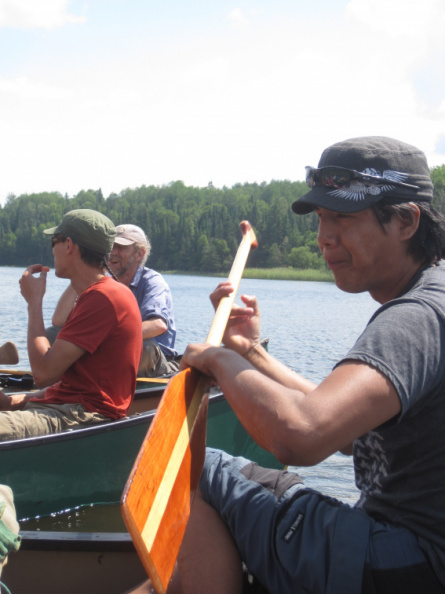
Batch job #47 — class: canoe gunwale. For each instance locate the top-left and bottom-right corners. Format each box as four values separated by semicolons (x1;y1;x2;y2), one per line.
0;390;226;452
18;530;136;552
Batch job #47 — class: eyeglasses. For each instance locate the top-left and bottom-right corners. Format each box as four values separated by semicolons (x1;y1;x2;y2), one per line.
51;235;67;248
305;166;420;191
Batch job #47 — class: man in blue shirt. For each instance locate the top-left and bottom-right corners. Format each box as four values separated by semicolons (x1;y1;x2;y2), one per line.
111;224;179;376
49;224;179;377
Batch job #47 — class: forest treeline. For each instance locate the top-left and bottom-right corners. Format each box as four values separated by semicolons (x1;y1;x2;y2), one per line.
1;164;445;273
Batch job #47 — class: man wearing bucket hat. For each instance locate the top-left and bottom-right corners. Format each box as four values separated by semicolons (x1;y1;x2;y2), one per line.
49;223;179;377
166;137;445;593
0;209;142;440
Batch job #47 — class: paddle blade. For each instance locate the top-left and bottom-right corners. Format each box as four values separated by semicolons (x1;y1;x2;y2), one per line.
0;342;19;365
121;367;210;593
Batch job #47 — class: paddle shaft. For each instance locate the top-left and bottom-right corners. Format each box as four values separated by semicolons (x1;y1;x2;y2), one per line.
136;377;170;384
0;368;29;376
206;220;257;346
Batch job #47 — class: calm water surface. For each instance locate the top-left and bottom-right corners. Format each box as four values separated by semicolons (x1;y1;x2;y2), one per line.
1;266;379;520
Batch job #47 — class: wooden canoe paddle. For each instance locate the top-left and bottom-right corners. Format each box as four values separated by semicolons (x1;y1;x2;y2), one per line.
0;342;19;366
137;377;170;384
121;221;257;594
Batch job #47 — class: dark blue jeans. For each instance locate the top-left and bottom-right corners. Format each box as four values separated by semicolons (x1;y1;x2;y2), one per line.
201;448;444;594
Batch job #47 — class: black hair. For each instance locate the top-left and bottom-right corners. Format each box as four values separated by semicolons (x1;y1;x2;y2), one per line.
373;200;445;265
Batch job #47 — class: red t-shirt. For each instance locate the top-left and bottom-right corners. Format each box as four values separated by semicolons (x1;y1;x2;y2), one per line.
31;277;142;419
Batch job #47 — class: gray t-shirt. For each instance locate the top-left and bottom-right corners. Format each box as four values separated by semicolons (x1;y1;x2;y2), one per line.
338;261;445;584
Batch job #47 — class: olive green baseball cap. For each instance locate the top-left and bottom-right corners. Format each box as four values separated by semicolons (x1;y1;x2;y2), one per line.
44;209;116;255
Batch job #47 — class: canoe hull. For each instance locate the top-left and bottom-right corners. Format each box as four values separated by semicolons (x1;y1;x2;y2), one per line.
0;389;281;520
2;531;147;594
3;529;266;594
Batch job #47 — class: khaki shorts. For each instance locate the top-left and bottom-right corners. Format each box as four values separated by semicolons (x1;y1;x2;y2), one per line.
138;338;180;377
0;402;109;442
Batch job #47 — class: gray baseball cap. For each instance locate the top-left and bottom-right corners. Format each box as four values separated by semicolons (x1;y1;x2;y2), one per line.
292;136;434;214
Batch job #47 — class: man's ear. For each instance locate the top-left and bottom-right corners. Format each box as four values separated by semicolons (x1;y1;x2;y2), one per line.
135;247;146;264
399;203;421;241
64;237;77;254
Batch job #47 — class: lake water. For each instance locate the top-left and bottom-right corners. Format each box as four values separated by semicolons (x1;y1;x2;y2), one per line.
0;266;380;508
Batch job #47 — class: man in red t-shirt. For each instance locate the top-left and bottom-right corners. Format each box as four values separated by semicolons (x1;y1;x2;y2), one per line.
0;209;142;441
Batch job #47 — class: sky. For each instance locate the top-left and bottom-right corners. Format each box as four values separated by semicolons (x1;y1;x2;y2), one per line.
0;0;444;204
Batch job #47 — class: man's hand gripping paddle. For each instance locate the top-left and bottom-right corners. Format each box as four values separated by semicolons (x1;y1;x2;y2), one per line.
121;221;257;593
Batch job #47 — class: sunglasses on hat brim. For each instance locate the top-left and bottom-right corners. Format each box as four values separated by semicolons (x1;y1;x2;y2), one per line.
305;166;420;191
51;234;67;248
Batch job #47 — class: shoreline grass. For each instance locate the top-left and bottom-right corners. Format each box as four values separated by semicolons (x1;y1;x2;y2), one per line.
164;268;334;282
243;267;334;282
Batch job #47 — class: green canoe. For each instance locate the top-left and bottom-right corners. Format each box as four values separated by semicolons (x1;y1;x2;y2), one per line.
0;383;281;521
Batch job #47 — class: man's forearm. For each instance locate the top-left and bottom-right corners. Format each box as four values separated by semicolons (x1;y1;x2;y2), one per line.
27;302;51;370
141;317;168;340
0;388;46;411
245;343;317;394
12;388;46;409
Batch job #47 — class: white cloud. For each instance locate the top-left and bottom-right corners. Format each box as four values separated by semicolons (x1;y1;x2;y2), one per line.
228;6;264;29
0;0;444;203
345;0;445;73
228;8;249;26
346;0;433;37
0;0;85;30
343;0;445;156
0;76;69;100
181;56;230;86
